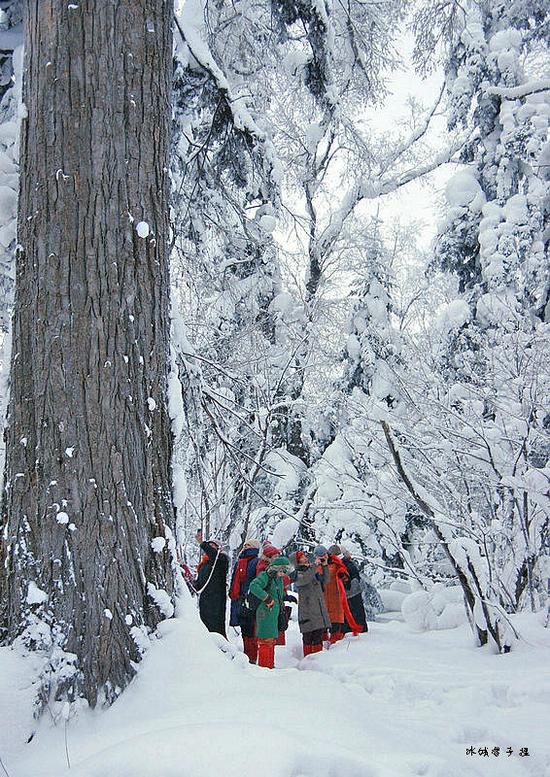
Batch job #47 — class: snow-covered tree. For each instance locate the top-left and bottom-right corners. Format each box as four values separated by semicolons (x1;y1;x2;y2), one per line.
167;0;473;561
169;0;304;553
434;0;550;610
300;228;410;570
434;0;549;320
388;0;550;650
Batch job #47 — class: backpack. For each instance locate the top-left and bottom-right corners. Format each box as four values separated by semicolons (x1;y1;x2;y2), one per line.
238;588;264;621
238;573;281;622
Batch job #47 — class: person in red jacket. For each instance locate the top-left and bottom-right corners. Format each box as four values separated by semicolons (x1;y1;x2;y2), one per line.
342;547;368;635
228;538;261;663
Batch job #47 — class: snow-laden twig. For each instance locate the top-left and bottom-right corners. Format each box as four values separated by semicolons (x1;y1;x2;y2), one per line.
380;420;514;651
0;753;12;777
382;81;446;172
315;130;467;261
64;720;71;770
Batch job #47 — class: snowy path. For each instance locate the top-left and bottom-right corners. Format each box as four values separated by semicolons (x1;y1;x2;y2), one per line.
1;597;549;777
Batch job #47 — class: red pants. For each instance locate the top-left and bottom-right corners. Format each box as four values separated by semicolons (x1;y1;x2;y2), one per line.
257;638;276;669
302;629;324;657
303;642;323;657
242;635;258;664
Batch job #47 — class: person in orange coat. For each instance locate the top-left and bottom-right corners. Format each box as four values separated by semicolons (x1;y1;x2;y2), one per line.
326;544;365;642
314;545;348;643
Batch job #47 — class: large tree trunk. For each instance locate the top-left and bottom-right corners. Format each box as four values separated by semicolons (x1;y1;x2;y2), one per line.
0;0;175;711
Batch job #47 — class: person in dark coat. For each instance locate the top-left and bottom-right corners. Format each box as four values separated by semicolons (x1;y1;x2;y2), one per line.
228;538;261;662
342;548;368;634
289;550;331;657
193;530;229;638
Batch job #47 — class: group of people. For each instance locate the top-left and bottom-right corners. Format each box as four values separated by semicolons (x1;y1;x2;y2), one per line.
182;533;368;669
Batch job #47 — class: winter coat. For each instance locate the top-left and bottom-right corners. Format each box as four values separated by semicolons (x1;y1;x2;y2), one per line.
324;555;349;624
228;547;259;627
291;564;331;634
194;541;229;637
343;558;362;599
344;591;368;633
248;557;290;640
342;558;367;632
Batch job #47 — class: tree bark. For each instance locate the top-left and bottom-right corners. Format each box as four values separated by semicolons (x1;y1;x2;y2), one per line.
0;0;175;710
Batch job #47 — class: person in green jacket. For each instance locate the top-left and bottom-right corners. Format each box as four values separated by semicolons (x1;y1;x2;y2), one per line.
249;555;292;668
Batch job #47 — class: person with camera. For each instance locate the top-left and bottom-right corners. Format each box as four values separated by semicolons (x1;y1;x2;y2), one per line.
289;549;331;657
248;555;292;668
255;542;295;646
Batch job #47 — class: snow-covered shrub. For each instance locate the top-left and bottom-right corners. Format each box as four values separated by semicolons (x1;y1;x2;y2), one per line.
379;588;408;613
390;579;412;595
401;585;467;632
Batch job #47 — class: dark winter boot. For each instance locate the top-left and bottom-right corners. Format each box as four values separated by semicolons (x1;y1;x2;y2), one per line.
329;628;344;644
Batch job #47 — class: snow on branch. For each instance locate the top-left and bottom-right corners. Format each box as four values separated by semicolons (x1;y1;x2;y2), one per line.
380;420;517;652
485;79;550;99
384;81;447;171
376;135;467;196
316;133;467;258
380;420;438;522
174;5;266;143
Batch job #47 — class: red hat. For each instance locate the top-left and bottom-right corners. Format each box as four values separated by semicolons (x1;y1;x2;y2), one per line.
295;551;307;564
262;542;280;558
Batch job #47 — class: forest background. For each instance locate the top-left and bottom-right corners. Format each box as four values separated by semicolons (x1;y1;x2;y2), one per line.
0;0;548;719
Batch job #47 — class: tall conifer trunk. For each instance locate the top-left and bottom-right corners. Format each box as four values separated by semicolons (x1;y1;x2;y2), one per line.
0;0;175;709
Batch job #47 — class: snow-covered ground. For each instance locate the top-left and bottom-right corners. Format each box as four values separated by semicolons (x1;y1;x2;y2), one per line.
1;593;549;777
